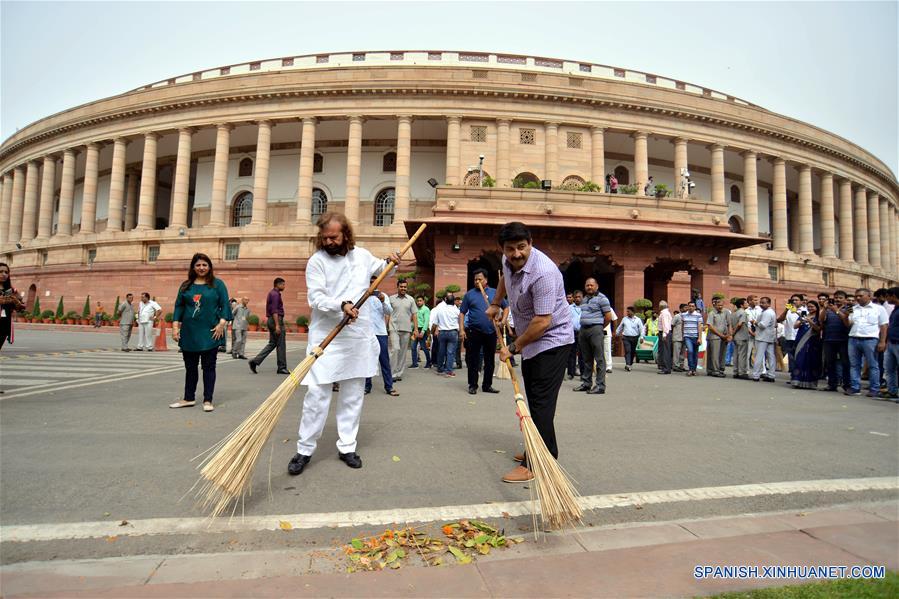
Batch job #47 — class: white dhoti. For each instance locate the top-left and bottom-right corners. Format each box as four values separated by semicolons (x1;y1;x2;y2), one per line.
137;322;154;349
297;377;366;456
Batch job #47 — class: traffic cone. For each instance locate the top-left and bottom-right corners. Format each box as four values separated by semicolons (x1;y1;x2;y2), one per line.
154;319;169;352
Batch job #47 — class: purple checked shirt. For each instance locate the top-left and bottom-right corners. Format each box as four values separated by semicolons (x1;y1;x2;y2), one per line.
265;288;284;319
502;246;573;360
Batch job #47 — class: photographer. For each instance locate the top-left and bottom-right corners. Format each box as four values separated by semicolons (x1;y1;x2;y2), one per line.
820;291;850;392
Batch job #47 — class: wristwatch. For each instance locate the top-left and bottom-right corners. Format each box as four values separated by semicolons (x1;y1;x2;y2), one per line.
507;341;518;355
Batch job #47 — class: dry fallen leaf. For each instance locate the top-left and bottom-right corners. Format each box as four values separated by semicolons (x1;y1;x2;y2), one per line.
279;520;293;531
106;535;118;543
501;511;511;519
392;455;401;462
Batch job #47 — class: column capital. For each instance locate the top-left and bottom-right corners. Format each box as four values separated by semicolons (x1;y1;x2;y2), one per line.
111;136;131;146
347;115;365;125
177;126;197;135
256;119;272;127
707;142;725;152
446;115;462;124
143;131;159;141
797;163;811;173
396;115;413;123
85;142;101;152
301;116;317;126
673;136;689;145
215;123;234;132
496;118;512;126
739;149;757;158
770;156;786;167
632;130;649;140
544;121;559;129
819;170;834;181
591;125;606;134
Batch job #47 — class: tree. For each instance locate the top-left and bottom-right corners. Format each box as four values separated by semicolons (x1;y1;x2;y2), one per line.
82;296;91;318
32;297;41;319
113;295;120;319
55;297;65;320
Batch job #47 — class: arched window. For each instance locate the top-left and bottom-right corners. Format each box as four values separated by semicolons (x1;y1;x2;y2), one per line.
313;153;324;173
512;172;540;188
614;166;629;185
311;188;328;220
238;158;253;177
463;170;492;187
231;192;253;227
730;185;741;203
374;187;395;226
382;152;397;172
728;215;744;234
560;175;586;190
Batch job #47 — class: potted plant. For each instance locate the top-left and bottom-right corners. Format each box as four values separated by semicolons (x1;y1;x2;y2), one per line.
296;315;310;333
65;311;78;325
164;312;173;325
41;309;55;324
55;296;65;324
82;296;91;324
620;184;639;195
31;298;42;323
654;183;670;198
248;314;260;332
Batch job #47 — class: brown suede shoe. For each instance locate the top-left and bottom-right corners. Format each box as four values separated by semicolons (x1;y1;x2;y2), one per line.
502;465;535;483
513;453;525;463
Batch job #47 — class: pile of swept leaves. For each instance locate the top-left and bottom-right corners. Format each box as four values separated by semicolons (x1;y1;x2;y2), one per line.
343;519;523;572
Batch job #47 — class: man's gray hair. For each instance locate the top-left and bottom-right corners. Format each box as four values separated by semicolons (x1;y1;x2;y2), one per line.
659;300;668;309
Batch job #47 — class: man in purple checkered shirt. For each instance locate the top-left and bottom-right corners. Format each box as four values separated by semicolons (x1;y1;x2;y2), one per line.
487;222;572;484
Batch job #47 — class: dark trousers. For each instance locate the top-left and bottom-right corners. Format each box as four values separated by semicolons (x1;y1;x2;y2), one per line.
578;325;606;390
782;339;797;378
411;332;431;367
183;347;218;402
823;340;850;390
252;316;287;371
521;345;569;465
566;339;579;376
658;333;673;372
365;334;394;392
622;335;639;366
465;328;496;390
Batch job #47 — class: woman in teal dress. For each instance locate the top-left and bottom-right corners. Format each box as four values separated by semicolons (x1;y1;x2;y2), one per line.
169;253;232;412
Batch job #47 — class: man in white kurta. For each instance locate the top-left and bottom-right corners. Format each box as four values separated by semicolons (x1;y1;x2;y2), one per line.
289;214;394;475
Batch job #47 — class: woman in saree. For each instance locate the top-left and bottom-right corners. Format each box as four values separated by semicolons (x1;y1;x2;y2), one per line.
791;300;823;389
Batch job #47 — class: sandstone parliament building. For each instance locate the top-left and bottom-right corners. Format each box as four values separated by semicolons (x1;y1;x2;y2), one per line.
1;50;897;318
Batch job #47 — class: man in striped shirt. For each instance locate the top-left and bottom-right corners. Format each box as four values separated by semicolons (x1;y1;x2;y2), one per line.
487;222;572;484
681;302;704;376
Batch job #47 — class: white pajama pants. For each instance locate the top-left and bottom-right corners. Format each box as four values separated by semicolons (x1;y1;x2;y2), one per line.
604;331;613;370
137;322;155;349
297;377;365;456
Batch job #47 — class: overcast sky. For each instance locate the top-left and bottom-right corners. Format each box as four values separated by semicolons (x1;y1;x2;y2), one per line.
2;1;896;176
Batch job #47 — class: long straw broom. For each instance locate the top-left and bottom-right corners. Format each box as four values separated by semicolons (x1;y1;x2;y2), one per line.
478;281;582;531
193;224;427;518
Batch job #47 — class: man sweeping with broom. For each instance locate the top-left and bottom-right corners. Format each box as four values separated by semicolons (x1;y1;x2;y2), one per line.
287;212;401;475
486;222;572;484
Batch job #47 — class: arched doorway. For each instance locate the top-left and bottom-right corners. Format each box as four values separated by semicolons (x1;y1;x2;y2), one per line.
614;166;630;185
559;255;619;306
728;215;744;234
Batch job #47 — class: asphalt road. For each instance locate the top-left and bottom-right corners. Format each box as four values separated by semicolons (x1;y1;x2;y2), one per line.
2;329;896;532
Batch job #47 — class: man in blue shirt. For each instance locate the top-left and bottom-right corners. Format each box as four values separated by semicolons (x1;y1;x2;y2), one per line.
459;268;507;395
575;277;613;394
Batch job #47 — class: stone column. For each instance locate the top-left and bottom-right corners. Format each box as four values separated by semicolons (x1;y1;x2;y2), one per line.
797;165;813;254
250;120;272;226
854;185;868;265
710;144;725;205
879;197;890;271
771;158;788;250
0;173;11;245
8;166;26;243
170;127;193;230
79;143;100;234
106;138;128;232
633;131;648;193
867;192;880;268
544;122;559;184
741;151;758;237
137;132;158;230
674;138;689;198
591;127;605;186
124;170;138;231
838;178;853;262
36;156;57;240
344;116;363;225
57;150;76;236
394;115;412;223
445;116;461;186
208;124;231;227
497;119;511;187
819;172;835;258
891;207;898;274
295;117;316;224
21;160;40;241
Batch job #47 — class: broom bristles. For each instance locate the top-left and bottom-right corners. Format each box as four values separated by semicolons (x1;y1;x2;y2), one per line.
194;350;320;518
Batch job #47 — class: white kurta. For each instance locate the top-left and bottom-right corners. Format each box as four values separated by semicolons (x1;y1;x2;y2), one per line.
302;247;389;385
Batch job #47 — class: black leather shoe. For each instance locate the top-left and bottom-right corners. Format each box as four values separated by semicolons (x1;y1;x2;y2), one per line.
468;387;477;395
573;384;591;392
587;386;606;394
287;453;310;475
249;361;257;374
339;452;362;469
277;369;290;375
482;387;500;393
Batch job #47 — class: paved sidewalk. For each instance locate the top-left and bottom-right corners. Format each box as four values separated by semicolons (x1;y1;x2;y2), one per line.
3;501;896;597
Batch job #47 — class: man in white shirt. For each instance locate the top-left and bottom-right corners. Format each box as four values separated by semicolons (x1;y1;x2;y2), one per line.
362;279;398;396
430;293;461;377
751;296;777;382
135;292;161;351
840;288;889;397
777;293;803;382
745;295;763;372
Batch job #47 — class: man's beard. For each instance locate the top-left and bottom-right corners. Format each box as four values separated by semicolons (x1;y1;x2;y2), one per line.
324;244;348;256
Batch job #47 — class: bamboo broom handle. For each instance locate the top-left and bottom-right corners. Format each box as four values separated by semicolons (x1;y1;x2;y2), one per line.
317;223;427;350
